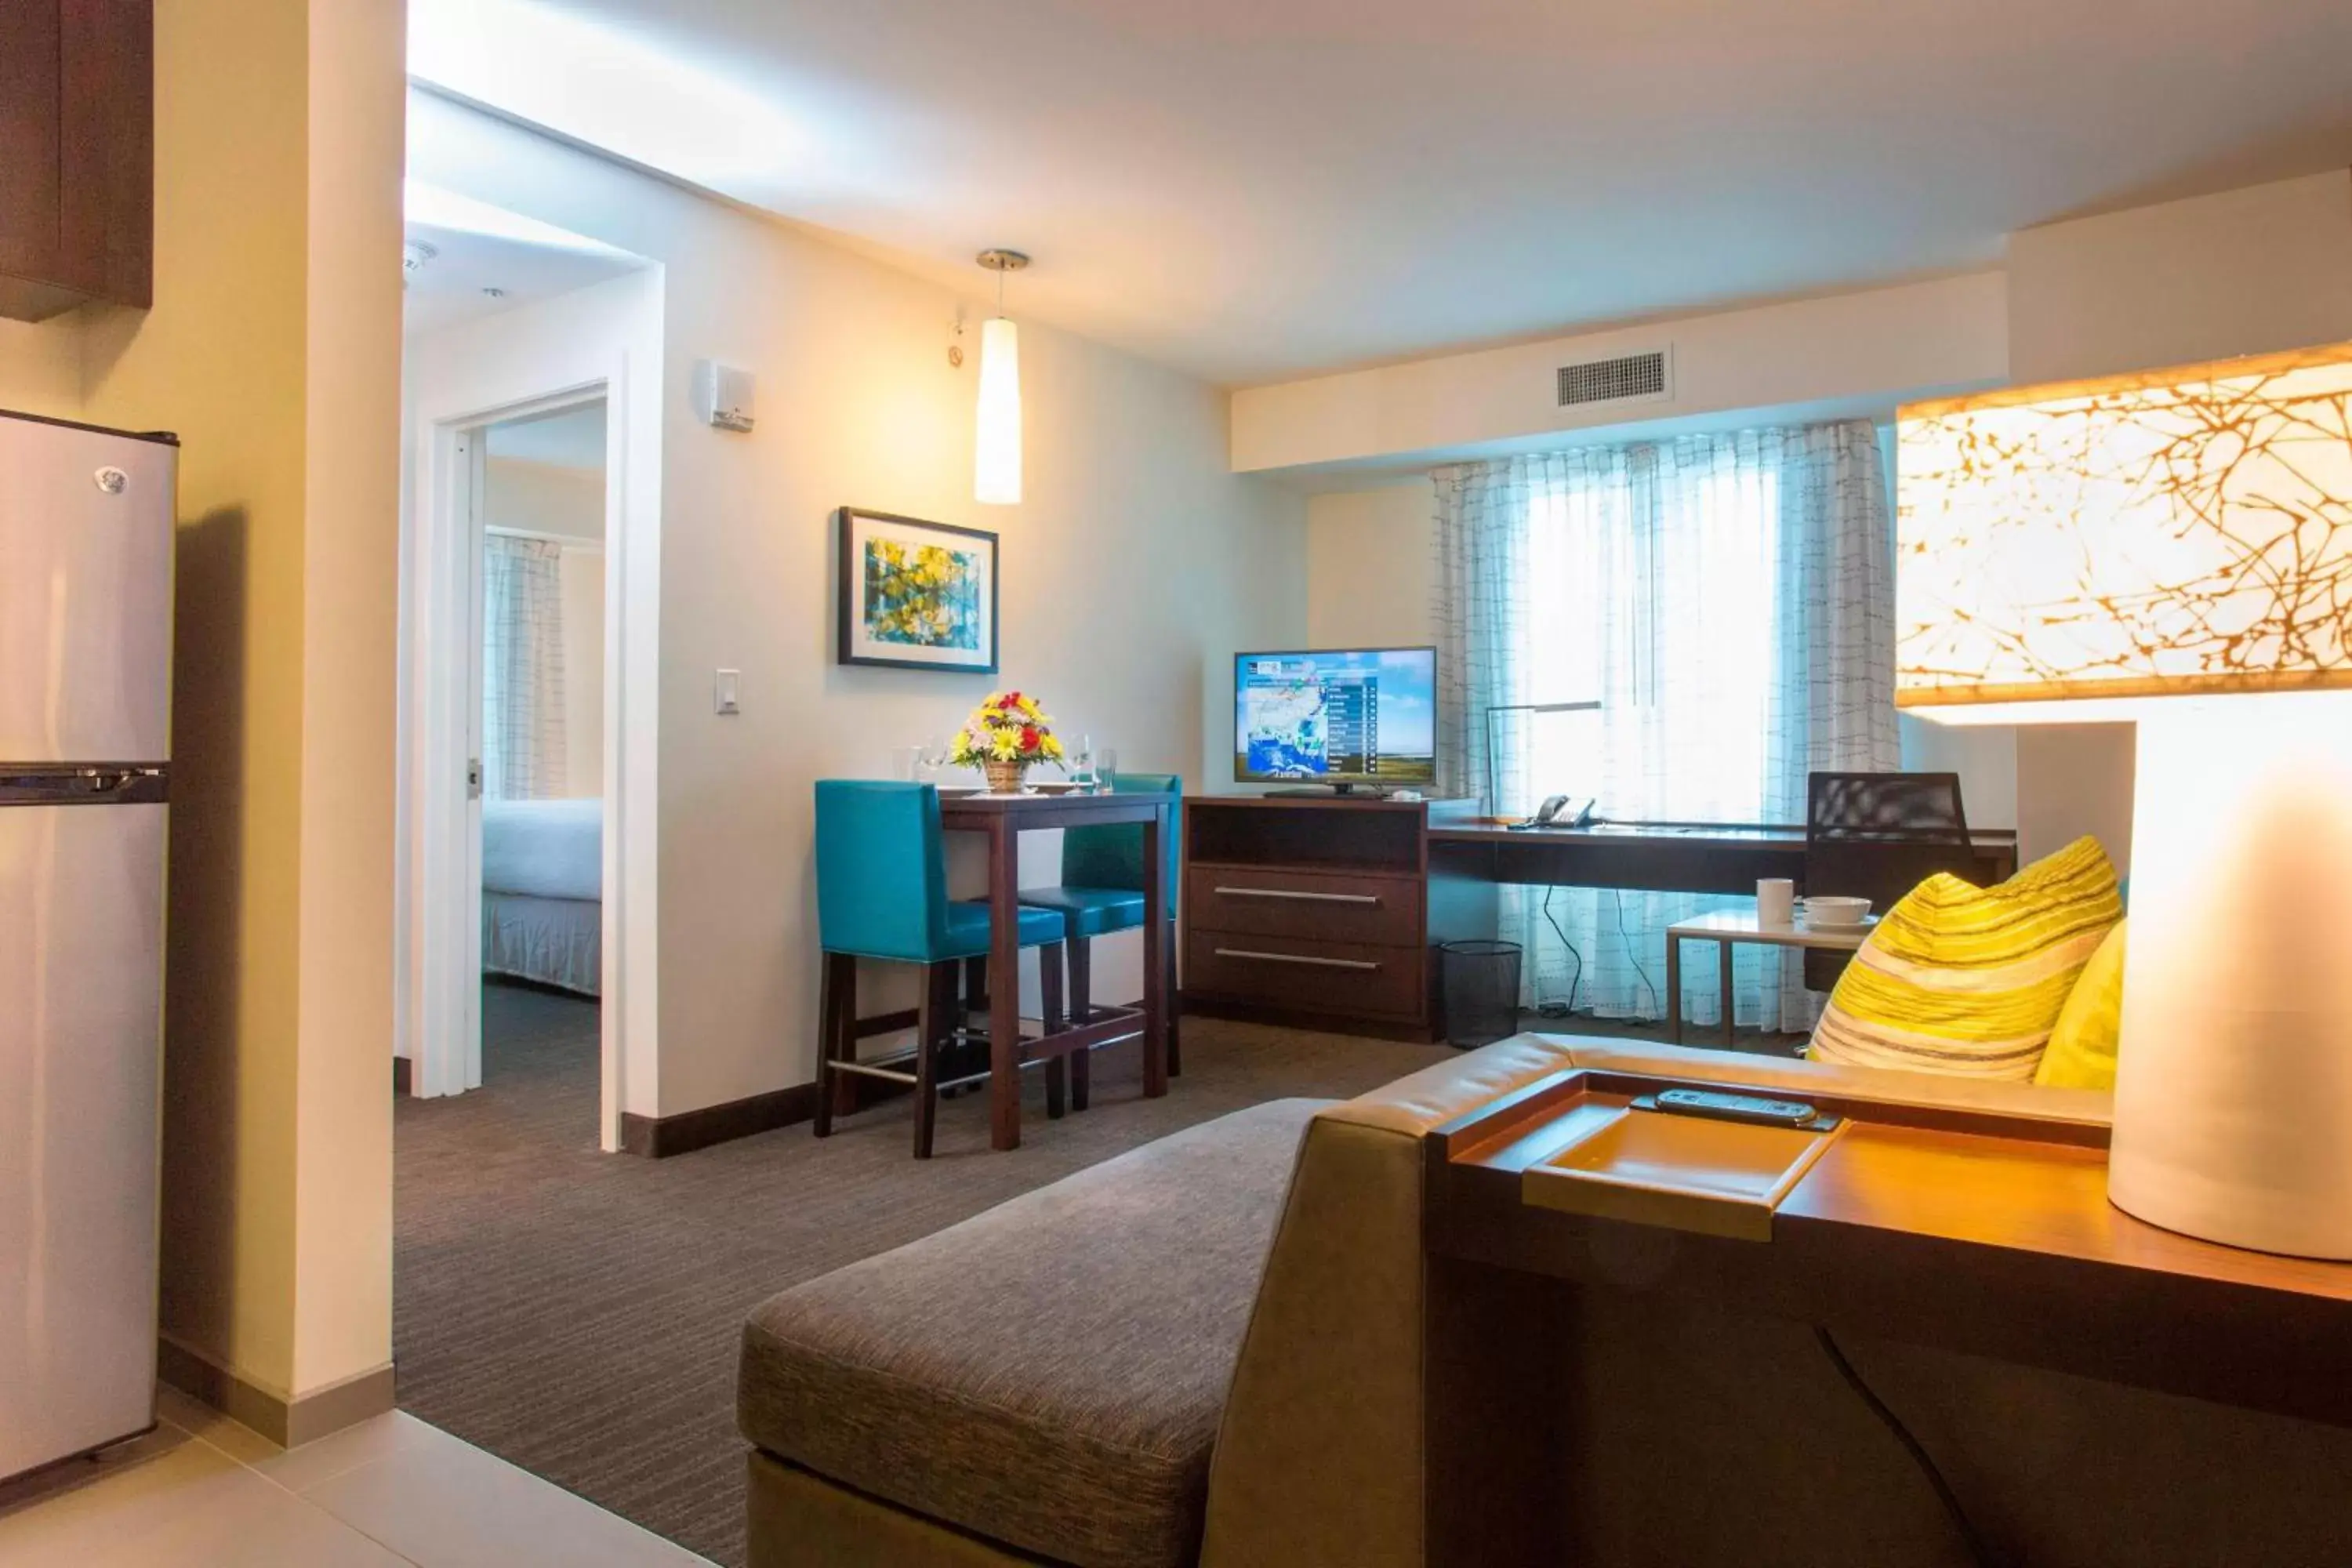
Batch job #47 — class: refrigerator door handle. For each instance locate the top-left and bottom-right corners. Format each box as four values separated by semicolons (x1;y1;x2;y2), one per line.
0;767;168;806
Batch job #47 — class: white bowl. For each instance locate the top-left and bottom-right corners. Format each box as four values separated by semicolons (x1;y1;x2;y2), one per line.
1805;896;1872;928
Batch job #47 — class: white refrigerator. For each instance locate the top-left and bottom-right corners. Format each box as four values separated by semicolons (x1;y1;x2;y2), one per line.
0;407;176;1480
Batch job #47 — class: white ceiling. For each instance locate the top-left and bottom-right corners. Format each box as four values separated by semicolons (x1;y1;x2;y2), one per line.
402;180;644;337
410;0;2352;387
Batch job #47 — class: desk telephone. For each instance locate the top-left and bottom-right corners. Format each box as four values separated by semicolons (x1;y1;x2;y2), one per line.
1519;794;1596;829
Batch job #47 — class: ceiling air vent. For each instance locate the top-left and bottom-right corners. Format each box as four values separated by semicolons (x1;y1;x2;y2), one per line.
1556;349;1670;408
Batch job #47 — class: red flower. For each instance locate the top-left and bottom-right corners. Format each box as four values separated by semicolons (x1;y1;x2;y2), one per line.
1003;690;1022;706
1021;725;1040;753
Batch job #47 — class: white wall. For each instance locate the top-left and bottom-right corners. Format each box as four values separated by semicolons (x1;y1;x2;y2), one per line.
2008;170;2352;385
1305;481;1437;649
485;455;604;541
408;90;1307;1119
1898;715;2017;832
1232;271;2010;474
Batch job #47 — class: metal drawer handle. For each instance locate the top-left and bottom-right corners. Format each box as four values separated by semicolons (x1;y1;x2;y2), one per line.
1213;886;1381;906
1213;947;1382;971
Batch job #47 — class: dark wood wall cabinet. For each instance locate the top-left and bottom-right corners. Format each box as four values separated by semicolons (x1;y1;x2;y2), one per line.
0;0;152;321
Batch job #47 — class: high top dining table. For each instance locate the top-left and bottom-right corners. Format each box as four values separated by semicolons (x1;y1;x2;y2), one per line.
940;787;1174;1150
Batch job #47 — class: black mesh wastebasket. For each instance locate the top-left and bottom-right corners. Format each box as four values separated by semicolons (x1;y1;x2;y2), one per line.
1439;939;1522;1048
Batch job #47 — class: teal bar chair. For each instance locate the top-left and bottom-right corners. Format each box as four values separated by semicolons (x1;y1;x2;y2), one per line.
813;780;1067;1158
1018;772;1181;1110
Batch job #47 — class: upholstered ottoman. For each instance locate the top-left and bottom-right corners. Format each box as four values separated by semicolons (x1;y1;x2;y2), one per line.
736;1098;1330;1568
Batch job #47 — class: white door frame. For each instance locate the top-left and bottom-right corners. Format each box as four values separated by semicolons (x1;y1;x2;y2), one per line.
403;360;648;1150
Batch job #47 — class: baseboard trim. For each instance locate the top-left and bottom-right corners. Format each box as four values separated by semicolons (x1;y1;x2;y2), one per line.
620;1083;818;1158
619;1007;921;1158
157;1337;397;1449
392;1055;412;1094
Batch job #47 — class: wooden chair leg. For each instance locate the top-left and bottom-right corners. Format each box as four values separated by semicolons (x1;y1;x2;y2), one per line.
1042;942;1066;1120
1164;920;1182;1078
913;960;946;1160
815;950;843;1138
964;955;989;1017
828;954;861;1118
1068;938;1093;1112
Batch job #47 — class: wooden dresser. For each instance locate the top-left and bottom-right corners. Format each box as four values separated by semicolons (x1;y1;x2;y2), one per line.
1180;796;1478;1041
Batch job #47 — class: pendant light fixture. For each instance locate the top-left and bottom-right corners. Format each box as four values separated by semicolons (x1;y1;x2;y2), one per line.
974;249;1029;505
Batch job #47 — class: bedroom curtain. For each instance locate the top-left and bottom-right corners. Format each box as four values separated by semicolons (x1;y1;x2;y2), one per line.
482;534;569;801
1432;421;1900;1032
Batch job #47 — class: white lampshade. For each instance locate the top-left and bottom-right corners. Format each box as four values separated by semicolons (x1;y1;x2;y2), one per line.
975;315;1022;506
1897;344;2352;712
1896;341;2352;1258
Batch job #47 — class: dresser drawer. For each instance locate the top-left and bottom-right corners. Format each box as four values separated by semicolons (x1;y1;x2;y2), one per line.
1185;865;1421;947
1185;928;1425;1019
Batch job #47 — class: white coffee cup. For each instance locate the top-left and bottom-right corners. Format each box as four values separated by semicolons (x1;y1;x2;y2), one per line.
1757;878;1795;926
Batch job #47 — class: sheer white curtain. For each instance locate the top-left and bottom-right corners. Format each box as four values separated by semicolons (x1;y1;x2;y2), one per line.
1433;423;1899;1032
482;534;569;800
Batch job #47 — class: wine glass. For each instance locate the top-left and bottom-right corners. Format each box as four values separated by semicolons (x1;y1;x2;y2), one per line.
1065;735;1098;793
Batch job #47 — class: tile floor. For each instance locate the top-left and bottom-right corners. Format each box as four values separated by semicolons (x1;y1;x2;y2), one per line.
0;1387;712;1567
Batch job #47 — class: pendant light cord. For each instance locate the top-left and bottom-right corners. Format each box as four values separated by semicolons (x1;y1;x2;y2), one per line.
1816;1327;1998;1568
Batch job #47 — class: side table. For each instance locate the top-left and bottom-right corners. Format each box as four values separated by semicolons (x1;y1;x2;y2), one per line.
1663;909;1874;1049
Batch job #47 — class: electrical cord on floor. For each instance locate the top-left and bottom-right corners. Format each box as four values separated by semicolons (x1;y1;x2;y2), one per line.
1538;885;1584;1017
1816;1327;1998;1568
1611;890;1659;1020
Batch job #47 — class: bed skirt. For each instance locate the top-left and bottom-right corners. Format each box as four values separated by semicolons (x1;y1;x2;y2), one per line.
484;891;601;996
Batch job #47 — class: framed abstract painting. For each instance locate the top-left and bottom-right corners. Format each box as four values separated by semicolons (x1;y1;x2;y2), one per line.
835;507;1000;674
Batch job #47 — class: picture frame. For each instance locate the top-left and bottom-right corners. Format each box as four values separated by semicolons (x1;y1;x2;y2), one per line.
835;507;1000;674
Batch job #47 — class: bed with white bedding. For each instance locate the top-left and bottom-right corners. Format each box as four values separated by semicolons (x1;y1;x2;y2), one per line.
482;798;602;996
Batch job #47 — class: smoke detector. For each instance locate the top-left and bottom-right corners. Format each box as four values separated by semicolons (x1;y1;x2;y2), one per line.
401;240;439;289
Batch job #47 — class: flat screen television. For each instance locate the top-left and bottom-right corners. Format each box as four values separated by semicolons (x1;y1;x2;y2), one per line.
1233;646;1438;793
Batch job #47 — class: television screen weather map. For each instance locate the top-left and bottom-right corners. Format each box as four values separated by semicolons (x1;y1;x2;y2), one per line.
1235;648;1436;787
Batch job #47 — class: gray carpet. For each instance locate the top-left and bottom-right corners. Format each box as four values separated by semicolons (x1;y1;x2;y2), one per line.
394;983;1453;1566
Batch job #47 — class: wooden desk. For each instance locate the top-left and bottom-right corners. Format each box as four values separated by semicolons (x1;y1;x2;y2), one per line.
1428;819;2018;895
1426;1064;2352;1431
1179;797;2018;1042
940;790;1171;1150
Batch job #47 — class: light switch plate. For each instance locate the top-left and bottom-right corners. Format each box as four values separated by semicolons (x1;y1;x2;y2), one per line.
715;669;742;714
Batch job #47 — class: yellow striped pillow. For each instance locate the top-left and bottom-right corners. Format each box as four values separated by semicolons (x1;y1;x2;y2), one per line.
1809;836;2122;1081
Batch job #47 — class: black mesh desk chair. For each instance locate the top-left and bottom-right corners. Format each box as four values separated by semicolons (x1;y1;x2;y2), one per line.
1802;771;1975;992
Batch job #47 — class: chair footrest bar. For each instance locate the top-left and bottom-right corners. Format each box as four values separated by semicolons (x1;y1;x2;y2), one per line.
828;1059;921;1086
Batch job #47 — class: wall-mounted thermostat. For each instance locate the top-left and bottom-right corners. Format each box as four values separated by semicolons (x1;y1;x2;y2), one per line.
695;360;756;433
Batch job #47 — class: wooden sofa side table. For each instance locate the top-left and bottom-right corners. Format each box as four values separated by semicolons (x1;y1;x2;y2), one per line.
1663;909;1871;1048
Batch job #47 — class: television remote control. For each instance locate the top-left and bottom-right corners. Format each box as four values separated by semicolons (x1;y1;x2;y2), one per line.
1644;1088;1825;1128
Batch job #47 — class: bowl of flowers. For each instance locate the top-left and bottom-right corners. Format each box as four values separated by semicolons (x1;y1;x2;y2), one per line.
951;690;1066;793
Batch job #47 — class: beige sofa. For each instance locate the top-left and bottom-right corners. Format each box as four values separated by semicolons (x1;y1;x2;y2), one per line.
737;1036;2352;1568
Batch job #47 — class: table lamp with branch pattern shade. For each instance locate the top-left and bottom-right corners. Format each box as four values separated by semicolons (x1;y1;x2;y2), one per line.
1896;340;2352;1258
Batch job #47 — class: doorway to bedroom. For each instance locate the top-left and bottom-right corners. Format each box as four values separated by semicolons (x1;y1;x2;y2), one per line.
475;399;608;1119
395;180;658;1152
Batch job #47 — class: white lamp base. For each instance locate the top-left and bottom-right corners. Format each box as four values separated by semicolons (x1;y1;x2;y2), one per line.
2109;694;2352;1258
